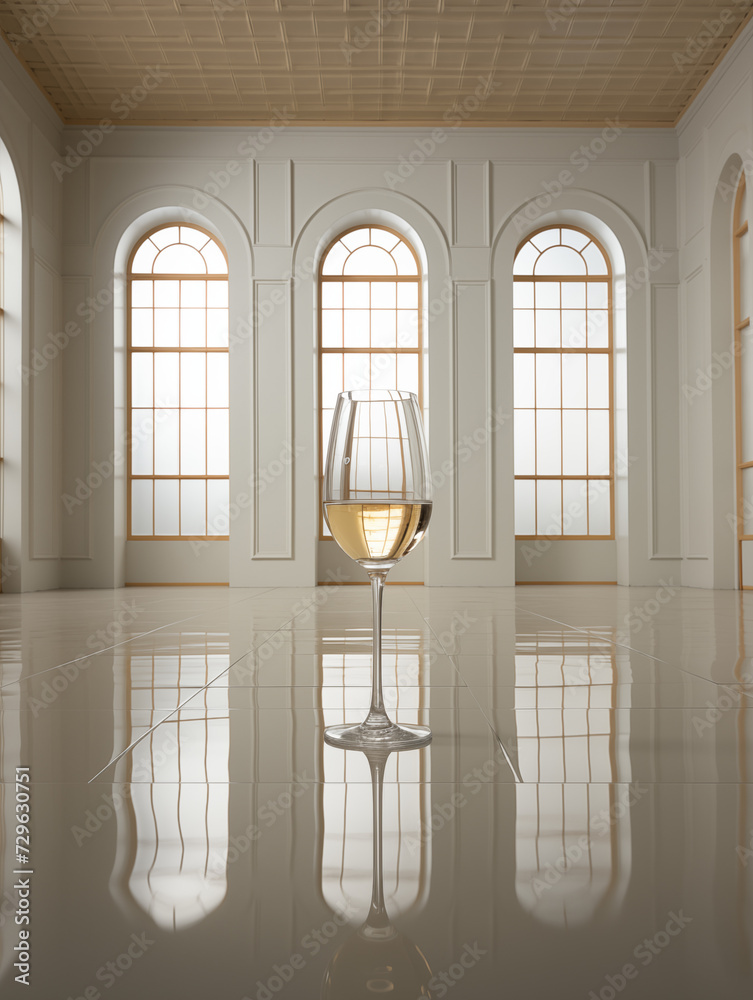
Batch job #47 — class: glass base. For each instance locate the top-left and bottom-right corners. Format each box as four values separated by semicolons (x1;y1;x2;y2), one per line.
324;722;432;751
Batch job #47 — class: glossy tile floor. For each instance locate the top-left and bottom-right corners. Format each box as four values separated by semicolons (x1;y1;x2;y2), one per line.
1;583;753;997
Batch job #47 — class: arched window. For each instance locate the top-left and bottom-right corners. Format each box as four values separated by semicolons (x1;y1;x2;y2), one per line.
128;224;229;540
318;226;422;537
513;226;613;539
734;173;752;588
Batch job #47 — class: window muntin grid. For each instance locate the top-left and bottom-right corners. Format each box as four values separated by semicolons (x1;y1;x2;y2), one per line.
319;226;422;538
734;174;752;587
128;224;229;540
513;226;614;539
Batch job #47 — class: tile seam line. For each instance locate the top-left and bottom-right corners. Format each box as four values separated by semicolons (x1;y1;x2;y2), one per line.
400;586;521;782
86;641;252;784
510;605;670;663
0;585;280;690
86;586;339;782
508;607;729;687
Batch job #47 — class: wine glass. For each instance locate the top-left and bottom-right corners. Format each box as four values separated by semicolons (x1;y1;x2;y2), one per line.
320;747;433;998
323;389;432;750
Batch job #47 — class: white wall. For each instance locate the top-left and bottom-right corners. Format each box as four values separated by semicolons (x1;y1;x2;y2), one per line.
49;117;683;587
0;43;63;592
0;35;702;588
676;18;753;589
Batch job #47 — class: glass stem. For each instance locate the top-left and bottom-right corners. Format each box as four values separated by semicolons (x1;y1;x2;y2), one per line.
368;753;389;929
366;569;391;728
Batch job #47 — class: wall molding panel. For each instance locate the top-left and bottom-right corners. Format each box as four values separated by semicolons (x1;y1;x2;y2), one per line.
29;252;62;561
60;276;93;560
254;159;292;247
451;160;491;248
451;279;493;560
649;283;682;562
251;278;293;560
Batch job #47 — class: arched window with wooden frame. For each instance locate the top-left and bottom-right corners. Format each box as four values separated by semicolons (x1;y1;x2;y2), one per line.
318;226;422;538
128;224;229;540
734;173;752;588
513;226;614;541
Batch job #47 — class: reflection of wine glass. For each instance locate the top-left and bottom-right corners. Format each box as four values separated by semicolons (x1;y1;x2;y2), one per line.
323;389;432;751
321;747;433;999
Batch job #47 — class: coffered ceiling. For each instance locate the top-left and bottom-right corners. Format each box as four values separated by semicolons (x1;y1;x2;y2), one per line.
1;0;752;127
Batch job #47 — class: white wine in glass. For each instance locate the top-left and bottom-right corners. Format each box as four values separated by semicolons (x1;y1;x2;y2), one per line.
323;390;433;751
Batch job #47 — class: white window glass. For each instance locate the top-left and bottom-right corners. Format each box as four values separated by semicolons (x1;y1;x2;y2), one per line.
588;355;610;409
181;308;205;347
514;309;535;347
536;355;561;408
561;310;586;348
561;282;585;308
562;354;586;408
154;409;179;476
132;241;158;272
181;354;206;407
371;311;395;348
582;242;608;274
181;411;206;474
154;479;180;535
514;283;533;309
131;309;153;347
207;354;229;408
514;354;535;409
181;480;206;535
207;480;229;535
207;411;229;476
131;410;154;475
562;480;589;535
154;308;179;347
562;410;587;475
154;243;206;274
515;480;535;534
131;354;153;407
207;309;228;347
536;479;561;534
131;480;153;535
536;311;560;348
514;410;535;476
154;354;179;408
397;310;419;348
344;309;370;347
537;411;562;475
588;411;610;476
588;481;611;534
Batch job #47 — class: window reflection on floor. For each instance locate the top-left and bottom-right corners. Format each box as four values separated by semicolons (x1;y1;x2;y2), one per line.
318;636;431;920
110;641;230;931
514;633;632;926
733;608;752;971
0;658;22;978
